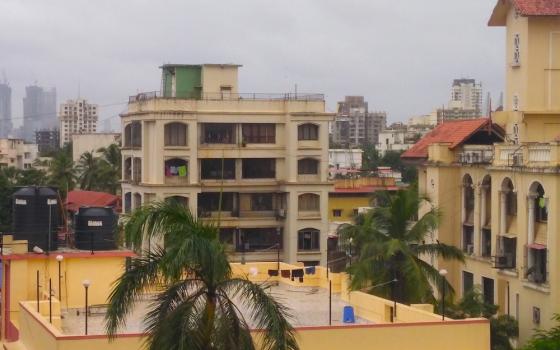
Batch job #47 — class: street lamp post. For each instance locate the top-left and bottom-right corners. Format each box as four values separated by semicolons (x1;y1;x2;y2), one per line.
56;255;64;301
439;269;448;321
82;280;91;335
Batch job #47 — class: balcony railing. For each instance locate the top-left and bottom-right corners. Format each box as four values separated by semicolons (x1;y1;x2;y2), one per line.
129;91;324;103
457;145;494;164
494;143;557;167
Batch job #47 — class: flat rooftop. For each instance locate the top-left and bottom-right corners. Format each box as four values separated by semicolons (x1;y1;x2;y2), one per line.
61;283;372;335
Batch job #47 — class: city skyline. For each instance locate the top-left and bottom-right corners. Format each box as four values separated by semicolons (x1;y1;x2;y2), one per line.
0;0;504;128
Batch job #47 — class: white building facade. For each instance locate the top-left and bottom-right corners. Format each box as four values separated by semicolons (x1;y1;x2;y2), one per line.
59;99;98;146
0;138;38;170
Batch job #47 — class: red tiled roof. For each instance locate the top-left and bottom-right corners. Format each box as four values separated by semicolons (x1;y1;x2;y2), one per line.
489;0;560;26
66;190;121;213
514;0;560;15
401;118;491;159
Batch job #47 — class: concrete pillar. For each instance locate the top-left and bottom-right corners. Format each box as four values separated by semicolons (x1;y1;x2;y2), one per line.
500;190;508;235
473;186;481;255
461;185;466;224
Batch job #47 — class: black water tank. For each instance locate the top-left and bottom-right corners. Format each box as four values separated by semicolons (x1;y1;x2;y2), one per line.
12;186;60;252
74;207;117;251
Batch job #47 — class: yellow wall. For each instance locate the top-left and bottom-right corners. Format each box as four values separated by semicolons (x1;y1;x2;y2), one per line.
328;194;371;221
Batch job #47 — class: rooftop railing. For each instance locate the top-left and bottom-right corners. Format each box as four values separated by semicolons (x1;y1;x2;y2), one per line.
129;91;325;103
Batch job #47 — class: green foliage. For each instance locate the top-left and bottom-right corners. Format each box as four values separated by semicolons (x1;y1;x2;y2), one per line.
338;187;464;304
361;146;418;183
106;201;298;350
522;314;560;350
445;287;518;350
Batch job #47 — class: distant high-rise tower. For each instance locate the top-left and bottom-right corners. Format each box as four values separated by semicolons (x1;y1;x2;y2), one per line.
0;82;12;138
445;79;483;120
22;85;57;142
331;96;387;147
59;98;99;146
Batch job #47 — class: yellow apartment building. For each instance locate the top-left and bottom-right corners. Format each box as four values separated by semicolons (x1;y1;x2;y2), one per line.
121;64;334;265
403;0;560;344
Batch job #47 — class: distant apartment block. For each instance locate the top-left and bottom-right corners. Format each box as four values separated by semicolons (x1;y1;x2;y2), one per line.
0;138;38;170
59;99;99;146
0;82;12;138
22;85;57;142
35;129;60;155
441;79;483;121
331;96;386;147
122;64;334;265
377;123;432;156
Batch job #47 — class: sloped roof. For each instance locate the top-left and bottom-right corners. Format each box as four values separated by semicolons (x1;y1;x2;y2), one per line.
489;0;560;26
401;118;495;159
66;190;121;213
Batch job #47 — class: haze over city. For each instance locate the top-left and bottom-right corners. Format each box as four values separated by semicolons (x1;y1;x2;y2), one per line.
1;0;504;127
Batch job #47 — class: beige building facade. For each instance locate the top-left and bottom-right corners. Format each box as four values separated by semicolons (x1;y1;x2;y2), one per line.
404;0;560;344
0;138;38;170
71;132;120;162
121;64;333;265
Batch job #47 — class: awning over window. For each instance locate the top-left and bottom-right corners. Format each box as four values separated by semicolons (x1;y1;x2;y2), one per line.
527;243;547;250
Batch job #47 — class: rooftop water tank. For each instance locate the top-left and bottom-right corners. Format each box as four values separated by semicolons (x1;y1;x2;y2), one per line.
74;207;117;251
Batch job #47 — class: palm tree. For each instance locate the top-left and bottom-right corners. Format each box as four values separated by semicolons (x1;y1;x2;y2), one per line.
48;149;76;197
338;187;464;304
106;201;298;350
97;144;121;194
76;151;101;190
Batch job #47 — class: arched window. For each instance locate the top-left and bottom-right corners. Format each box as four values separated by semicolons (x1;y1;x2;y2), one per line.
124;124;132;147
463;174;474;224
164;122;187;146
133;158;142;183
124;192;132;213
298;228;320;251
164;158;188;177
298;193;320;212
531;183;547;223
298;158;319;175
298;123;319;141
502;178;517;216
131;122;142;147
133;193;142;209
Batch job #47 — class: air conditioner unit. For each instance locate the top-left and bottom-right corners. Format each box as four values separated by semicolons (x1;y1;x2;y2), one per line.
467;244;474;255
276;209;286;219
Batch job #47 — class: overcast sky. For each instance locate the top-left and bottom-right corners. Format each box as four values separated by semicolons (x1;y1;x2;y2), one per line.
0;0;505;130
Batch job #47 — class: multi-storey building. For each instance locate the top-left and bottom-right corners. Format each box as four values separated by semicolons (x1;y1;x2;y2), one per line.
331;96;386;147
121;64;333;265
0;82;12;138
449;79;483;115
35;129;59;155
59;99;98;146
403;0;560;344
0;138;38;170
22;85;57;142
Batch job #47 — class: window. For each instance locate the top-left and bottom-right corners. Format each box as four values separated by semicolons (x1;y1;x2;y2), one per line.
513;33;520;66
497;236;516;269
298;193;320;212
197;192;235;214
462;225;474;254
202;124;235;144
482;277;494;305
332;209;342;217
164;123;187;146
534;185;547;222
164;158;188;177
200;159;236;180
238;228;281;252
462;271;474;296
132;158;142;183
165;196;188;207
242;124;275;143
125;122;142;148
298;229;320;251
481;228;491;258
124;157;132;180
298;158;319;175
506;190;517;216
298;123;319;141
242;158;275;179
251;193;273;211
527;247;547;284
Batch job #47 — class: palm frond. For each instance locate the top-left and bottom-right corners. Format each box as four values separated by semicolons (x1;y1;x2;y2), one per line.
223;278;299;350
414;243;465;263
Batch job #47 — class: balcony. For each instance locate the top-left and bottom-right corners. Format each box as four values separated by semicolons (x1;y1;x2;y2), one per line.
164;158;189;185
494;143;560;168
198;192;284;220
457;145;493;164
129;91;324;103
